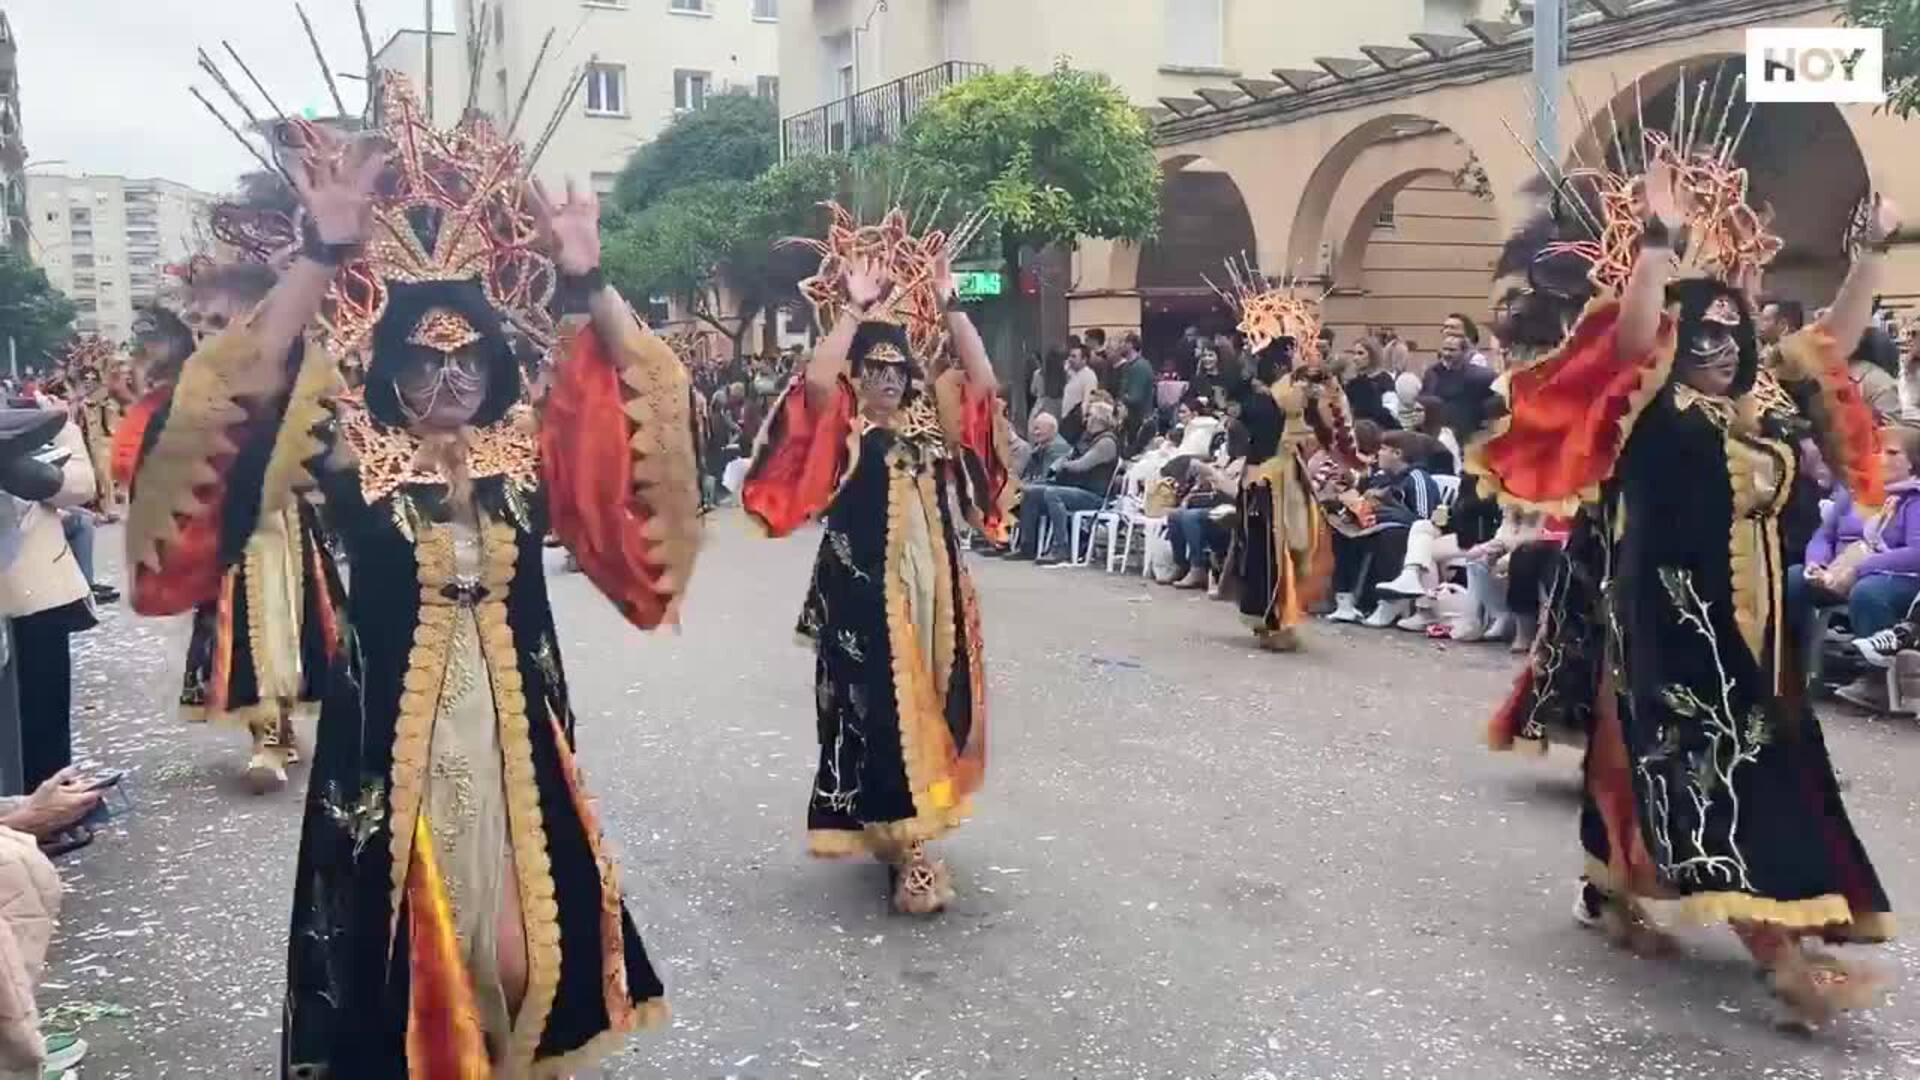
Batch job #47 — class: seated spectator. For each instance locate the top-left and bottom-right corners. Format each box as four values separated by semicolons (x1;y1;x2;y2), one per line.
1171;398;1224;459
1157;439;1242;588
1011;412;1072;485
1849;326;1902;421
1785;426;1920;708
1328;431;1443;627
1010;402;1122;565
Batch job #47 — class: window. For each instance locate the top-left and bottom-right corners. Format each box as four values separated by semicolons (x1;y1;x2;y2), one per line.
590;172;619;196
752;0;778;18
584;64;626;116
495;3;505;41
668;0;709;12
673;69;710;111
1163;0;1223;68
756;76;780;108
73;298;97;312
71;254;92;269
68;208;90;225
1376;198;1397;229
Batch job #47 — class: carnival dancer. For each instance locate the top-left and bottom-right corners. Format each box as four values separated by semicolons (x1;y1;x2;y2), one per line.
128;77;700;1073
1470;125;1899;1027
123;260;345;793
742;206;1014;915
1215;271;1359;651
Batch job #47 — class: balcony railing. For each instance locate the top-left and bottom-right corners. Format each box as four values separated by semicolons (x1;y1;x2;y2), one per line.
781;61;987;159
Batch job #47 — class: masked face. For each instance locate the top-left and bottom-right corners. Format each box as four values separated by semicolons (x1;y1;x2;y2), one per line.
183;291;247;345
858;361;909;414
397;348;489;430
1679;321;1740;397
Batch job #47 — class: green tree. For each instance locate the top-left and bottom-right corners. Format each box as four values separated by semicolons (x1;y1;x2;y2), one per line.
1848;0;1919;117
612;91;780;211
603;154;847;353
902;66;1160;275
0;249;76;372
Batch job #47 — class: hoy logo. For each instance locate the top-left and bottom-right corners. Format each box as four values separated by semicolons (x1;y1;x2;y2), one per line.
1747;27;1885;103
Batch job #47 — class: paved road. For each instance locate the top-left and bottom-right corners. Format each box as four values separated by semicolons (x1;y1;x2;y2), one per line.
50;517;1920;1078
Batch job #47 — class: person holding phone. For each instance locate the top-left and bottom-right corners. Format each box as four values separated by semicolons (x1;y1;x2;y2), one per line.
0;400;100;792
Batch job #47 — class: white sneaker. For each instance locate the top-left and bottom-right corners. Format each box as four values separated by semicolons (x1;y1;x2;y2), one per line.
1328;593;1362;623
1174;565;1209;589
1363;599;1412;628
1375;566;1428;598
1485;613;1515;641
1396;611;1434;632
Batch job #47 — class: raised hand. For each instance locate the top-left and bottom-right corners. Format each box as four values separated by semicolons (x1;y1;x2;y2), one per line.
844;255;892;311
932;250;957;304
291;128;387;247
1637;158;1684;232
531;177;602;277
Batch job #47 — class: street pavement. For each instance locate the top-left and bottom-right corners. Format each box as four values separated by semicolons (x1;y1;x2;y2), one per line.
48;517;1920;1079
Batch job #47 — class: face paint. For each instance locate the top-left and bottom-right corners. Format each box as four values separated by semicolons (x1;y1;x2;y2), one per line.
860;362;909;399
399;350;488;427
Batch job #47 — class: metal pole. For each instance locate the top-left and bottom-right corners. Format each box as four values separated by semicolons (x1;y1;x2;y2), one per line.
6;337;14;382
1532;0;1566;165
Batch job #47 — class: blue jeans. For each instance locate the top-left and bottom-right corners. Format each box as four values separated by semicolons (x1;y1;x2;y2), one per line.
1849;574;1920;638
60;510;95;587
1016;483;1104;558
1167;507;1225;572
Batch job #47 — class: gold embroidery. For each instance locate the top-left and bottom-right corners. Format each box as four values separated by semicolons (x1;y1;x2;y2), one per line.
387;525;459;927
599;317;703;606
467;516;561;1074
408;308;483;354
127;324;257;572
261;337;346;520
337;399;539;505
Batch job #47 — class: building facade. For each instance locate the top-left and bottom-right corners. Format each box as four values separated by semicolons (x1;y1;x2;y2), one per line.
0;10;26;249
1074;0;1920;357
25;175;215;343
456;0;781;191
776;0;1507;132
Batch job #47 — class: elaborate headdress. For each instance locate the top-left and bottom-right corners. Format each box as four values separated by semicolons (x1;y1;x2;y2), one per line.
47;335;119;393
1506;71;1783;298
791;203;991;368
312;75;557;358
1209;256;1327;363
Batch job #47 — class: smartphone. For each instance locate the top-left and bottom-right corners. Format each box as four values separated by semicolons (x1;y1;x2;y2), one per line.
80;774;129;828
81;769;125;792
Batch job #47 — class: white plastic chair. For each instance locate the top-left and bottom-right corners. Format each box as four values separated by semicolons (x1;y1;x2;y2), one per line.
1105;466;1168;574
1068;468;1128;566
1432;473;1462;516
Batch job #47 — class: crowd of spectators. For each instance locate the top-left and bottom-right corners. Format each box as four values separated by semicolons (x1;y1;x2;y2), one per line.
982;315;1579;655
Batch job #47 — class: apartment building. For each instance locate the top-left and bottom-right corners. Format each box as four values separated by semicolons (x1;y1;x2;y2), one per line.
777;0;1505;149
453;0;782;191
25;175;214;342
0;10;26;248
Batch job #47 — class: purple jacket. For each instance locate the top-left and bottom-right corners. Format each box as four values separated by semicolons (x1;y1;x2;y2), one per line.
1811;480;1920;577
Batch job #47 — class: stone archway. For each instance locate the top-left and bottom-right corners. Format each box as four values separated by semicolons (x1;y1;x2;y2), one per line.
1137;154;1258;289
1566;53;1873;304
